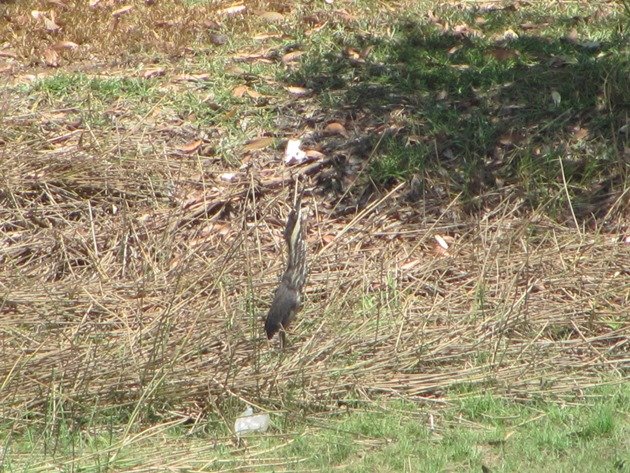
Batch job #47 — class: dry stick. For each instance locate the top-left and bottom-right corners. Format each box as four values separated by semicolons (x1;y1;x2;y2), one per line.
558;155;581;233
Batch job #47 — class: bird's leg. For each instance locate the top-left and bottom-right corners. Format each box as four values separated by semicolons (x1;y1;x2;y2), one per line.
279;330;286;350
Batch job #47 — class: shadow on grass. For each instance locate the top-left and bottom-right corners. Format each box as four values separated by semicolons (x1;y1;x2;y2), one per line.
287;7;628;223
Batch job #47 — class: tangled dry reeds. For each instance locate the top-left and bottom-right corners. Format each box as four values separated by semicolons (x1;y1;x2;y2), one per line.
1;114;628;424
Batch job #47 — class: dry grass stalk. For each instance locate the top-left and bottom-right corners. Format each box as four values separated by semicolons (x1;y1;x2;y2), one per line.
1;118;628;420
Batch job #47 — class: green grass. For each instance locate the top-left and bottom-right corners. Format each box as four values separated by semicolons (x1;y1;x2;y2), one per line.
1;383;627;472
284;0;628;219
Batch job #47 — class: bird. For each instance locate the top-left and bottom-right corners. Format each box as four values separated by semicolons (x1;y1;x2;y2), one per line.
264;188;308;348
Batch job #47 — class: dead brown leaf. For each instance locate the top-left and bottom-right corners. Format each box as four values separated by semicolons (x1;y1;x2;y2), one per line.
324;122;348;137
305;149;325;159
174;73;211;82
44;16;61;32
232;85;248;98
345;47;361;60
260;11;284;22
321;234;335;245
243;136;273;151
399;258;421;271
53;41;79;51
487;47;519;61
178;140;203;154
43;48;60;67
571;127;589;141
335;9;356;22
253;33;284;41
245;88;263;99
282;50;303;64
218;4;246;16
231;85;264;99
142;68;165;79
566;28;579;43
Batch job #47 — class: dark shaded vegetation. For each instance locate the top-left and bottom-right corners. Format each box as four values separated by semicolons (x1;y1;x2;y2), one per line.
287;5;628;222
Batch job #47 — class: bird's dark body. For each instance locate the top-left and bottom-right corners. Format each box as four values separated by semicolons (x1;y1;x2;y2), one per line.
264;192;307;345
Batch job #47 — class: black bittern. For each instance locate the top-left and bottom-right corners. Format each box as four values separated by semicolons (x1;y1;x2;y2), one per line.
264;189;308;348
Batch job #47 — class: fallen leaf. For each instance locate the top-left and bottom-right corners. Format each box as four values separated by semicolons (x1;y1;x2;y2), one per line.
345;47;361;60
305;149;325;159
571;127;589;141
43;48;59;67
487;47;519;61
500;28;519;40
551;90;561;107
253;33;284;40
282;50;303;63
399;258;420;271
219;172;237;182
245;88;263;99
142;67;165;79
566;28;579;43
232;85;248;97
520;21;540;30
452;23;483;38
53;41;79;50
285;85;312;96
324;122;348;137
321;234;335;245
260;11;284;22
174;73;211;82
203;19;221;30
178;140;203;153
243;136;273;151
218;4;246;16
434;234;449;250
44;16;61;32
335;9;355;22
112;5;133;17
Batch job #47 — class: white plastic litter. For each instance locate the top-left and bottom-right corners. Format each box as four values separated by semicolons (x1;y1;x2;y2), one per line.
284;139;308;165
234;406;270;436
